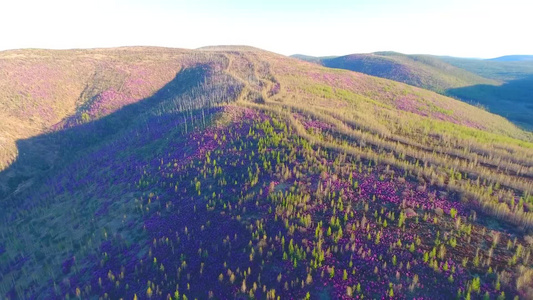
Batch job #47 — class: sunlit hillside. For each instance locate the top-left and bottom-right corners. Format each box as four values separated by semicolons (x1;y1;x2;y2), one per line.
294;52;533;130
319;52;497;94
1;46;532;299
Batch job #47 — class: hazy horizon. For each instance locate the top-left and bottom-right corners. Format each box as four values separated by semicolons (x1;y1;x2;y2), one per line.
1;45;531;61
2;0;532;58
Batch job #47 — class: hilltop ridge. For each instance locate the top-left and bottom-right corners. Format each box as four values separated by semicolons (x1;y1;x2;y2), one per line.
489;55;533;62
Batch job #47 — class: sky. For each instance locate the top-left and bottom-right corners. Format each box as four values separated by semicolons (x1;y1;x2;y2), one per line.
1;0;531;58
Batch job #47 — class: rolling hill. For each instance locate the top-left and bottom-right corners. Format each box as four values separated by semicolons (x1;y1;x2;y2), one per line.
489;55;533;62
440;56;533;81
294;52;533;130
1;46;533;299
319;52;497;94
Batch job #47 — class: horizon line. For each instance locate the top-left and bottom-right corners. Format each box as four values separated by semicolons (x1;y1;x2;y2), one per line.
1;44;532;60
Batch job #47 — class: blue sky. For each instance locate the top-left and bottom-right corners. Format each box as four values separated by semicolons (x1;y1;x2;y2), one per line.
1;0;531;58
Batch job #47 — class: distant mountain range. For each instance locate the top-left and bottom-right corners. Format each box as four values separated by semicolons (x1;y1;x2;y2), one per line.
489;55;533;62
293;52;533;130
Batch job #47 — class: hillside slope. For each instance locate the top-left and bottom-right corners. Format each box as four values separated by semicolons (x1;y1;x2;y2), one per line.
319;52;498;94
1;47;533;299
489;55;533;62
0;47;194;170
294;52;533;130
440;56;533;81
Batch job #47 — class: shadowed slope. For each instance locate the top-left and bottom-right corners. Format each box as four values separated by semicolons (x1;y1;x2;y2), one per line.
448;75;533;129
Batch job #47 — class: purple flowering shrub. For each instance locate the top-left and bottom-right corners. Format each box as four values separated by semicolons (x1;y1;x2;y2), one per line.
49;109;529;299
